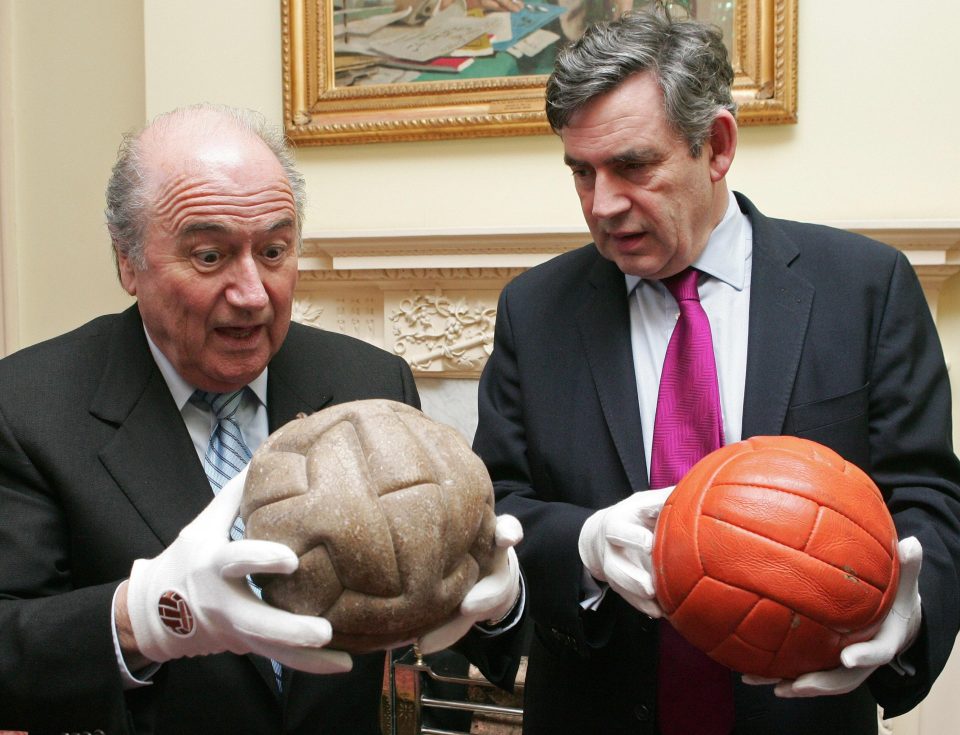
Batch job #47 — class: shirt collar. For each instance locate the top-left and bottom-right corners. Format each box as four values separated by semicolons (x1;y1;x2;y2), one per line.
625;190;748;293
143;327;268;410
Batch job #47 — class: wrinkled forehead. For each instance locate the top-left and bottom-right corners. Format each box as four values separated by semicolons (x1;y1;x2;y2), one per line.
138;111;290;199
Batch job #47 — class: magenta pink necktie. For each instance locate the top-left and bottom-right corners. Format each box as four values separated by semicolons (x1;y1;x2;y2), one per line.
649;268;735;735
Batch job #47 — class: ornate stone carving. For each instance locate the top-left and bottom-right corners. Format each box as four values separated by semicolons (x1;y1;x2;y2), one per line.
291;225;959;377
389;292;496;375
298;267;526;283
291;299;325;328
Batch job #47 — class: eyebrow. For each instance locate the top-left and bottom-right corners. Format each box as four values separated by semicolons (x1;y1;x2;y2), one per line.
563;148;661;169
610;149;660;165
180;217;296;237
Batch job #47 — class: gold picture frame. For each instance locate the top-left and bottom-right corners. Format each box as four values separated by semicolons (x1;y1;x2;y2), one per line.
282;0;797;146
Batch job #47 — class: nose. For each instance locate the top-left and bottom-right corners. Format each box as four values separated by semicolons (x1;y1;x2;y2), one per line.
225;255;269;311
590;170;630;221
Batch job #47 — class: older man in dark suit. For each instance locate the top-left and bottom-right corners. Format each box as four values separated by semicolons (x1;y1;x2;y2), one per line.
0;104;519;734
472;10;960;735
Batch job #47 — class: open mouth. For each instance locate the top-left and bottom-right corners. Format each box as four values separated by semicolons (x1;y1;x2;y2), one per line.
216;325;262;340
609;231;647;250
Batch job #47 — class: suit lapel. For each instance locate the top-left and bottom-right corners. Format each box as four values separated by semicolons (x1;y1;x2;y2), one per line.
576;254;649;492
266;323;334;432
91;307;211;547
738;194;814;439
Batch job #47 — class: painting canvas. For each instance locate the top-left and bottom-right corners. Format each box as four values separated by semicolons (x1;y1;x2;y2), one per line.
283;0;794;145
333;1;731;87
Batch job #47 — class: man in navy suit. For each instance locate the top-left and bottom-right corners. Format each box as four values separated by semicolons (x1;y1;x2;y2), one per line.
0;104;520;734
472;10;960;734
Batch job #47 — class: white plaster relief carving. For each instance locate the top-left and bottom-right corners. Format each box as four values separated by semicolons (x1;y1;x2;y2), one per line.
388;292;496;375
291;299;325;328
294;225;959;378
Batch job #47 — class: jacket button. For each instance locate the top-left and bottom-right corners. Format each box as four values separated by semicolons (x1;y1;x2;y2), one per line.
634;704;652;721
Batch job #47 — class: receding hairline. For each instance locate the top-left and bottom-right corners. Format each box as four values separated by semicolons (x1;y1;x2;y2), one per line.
137;108;285;175
136;110;296;212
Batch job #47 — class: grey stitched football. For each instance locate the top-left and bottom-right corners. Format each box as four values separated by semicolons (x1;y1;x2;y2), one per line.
240;399;497;653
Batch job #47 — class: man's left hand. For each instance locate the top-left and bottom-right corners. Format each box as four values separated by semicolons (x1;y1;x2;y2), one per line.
744;536;922;697
417;514;523;654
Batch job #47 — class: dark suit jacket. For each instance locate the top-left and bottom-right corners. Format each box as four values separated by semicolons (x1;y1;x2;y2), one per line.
472;194;960;735
0;305;420;735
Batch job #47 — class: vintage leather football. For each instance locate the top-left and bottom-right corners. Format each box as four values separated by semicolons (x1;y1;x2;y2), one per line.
653;435;900;678
240;399;497;653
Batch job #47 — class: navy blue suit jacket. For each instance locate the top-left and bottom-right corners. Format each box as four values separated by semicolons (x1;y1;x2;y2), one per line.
473;194;960;734
0;306;420;734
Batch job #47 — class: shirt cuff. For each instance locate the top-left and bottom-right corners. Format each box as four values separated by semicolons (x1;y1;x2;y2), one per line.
473;572;526;636
888;651;917;677
111;583;160;689
580;566;608;610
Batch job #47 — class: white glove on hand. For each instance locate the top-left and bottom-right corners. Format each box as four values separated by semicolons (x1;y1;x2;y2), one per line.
578;487;673;618
417;514;523;654
743;536;923;697
126;466;353;674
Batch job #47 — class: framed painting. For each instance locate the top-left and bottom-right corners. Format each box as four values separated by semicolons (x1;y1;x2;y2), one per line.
282;0;797;146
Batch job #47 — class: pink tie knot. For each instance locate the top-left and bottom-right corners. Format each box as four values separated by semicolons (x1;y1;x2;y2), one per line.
662;267;700;303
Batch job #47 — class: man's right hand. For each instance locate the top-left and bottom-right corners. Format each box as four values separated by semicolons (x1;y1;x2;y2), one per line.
578;487;674;618
122;467;352;674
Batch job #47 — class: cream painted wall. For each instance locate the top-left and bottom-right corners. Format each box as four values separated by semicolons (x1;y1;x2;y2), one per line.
142;0;960;233
5;0;957;341
1;0;958;730
0;0;144;350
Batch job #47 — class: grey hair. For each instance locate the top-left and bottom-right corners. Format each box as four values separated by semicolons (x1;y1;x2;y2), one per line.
546;10;736;156
105;103;306;273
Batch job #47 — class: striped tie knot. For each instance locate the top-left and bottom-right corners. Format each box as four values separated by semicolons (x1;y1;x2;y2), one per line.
192;389;245;422
190;388;253;493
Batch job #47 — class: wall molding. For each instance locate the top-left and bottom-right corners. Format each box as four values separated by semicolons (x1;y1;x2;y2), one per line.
297;222;960;377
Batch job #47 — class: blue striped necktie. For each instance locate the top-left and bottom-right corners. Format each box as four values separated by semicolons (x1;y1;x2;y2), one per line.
192;389;252;492
191;388;284;692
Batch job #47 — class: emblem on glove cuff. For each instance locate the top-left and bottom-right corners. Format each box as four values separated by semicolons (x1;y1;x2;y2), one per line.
158;590;195;636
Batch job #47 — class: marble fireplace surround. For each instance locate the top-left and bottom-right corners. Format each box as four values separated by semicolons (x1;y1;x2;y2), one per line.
296;223;960;442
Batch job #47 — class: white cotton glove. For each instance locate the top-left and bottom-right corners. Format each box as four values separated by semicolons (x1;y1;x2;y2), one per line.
126;466;353;674
743;536;923;697
578;487;674;618
417;514;523;654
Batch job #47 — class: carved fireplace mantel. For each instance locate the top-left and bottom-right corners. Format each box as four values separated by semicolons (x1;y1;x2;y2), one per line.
295;223;960;379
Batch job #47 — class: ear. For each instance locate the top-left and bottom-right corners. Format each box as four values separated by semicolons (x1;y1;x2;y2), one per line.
706;110;737;183
116;246;138;296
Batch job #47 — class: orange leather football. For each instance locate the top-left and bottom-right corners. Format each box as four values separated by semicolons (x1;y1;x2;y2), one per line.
652;435;900;679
